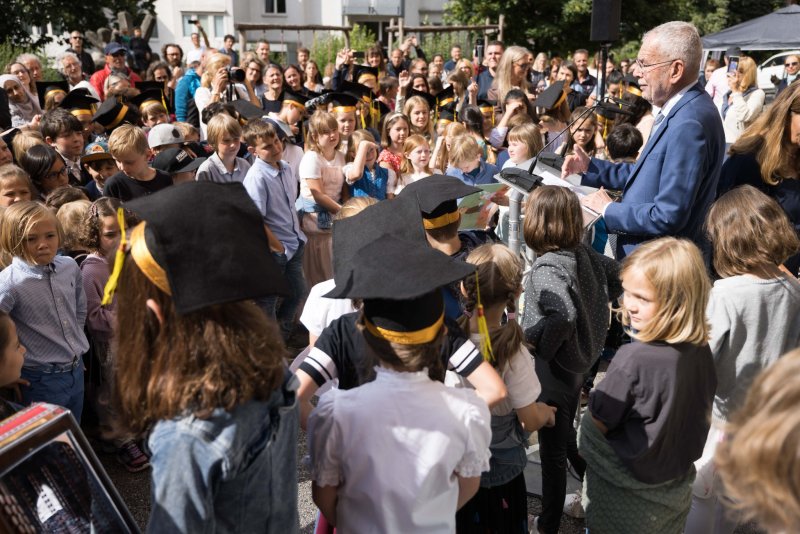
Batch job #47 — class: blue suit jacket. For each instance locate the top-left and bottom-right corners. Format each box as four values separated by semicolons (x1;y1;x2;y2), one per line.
582;83;725;258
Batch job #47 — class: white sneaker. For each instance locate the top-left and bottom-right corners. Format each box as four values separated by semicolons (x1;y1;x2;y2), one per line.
563;490;585;518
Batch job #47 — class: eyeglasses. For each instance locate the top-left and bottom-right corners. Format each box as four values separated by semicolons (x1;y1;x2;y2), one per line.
634;58;677;71
154;76;168;82
786;61;799;67
111;51;126;57
515;61;531;69
45;166;68;180
71;35;83;40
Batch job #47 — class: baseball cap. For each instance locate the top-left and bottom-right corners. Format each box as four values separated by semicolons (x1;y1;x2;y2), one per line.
82;141;114;163
148;123;186;149
151;147;206;175
104;42;127;56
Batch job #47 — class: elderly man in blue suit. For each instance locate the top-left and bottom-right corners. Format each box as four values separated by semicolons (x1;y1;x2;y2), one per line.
563;21;725;259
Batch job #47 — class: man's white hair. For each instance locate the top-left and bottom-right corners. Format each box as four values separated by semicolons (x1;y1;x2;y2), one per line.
643;21;702;82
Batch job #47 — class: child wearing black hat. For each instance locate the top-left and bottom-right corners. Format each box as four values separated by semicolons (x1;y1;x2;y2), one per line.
107;181;299;532
308;233;492;532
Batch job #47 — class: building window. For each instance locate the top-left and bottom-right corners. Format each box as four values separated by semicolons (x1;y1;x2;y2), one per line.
183;14;226;38
265;0;286;14
214;15;225;37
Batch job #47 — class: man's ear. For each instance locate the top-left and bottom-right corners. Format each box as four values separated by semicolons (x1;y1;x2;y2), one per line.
146;298;164;326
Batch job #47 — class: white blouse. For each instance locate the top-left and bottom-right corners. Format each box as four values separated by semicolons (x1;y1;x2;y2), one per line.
308;366;491;533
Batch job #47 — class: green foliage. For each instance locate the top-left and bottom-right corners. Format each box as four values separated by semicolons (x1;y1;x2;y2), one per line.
0;42;60;80
310;24;378;71
444;0;786;58
2;0;156;48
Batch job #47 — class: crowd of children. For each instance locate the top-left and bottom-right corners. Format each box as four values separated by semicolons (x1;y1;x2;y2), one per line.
0;30;799;534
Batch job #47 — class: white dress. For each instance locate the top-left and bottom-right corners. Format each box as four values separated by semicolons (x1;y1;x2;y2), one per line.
308;366;491;533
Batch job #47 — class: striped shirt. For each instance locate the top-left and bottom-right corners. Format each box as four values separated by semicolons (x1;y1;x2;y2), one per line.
0;256;89;366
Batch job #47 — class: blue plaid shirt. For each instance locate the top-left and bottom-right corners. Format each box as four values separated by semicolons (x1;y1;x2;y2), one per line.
0;256;89;366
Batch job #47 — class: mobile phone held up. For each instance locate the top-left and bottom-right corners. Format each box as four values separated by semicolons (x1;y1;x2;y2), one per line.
353;51;365;60
727;56;739;74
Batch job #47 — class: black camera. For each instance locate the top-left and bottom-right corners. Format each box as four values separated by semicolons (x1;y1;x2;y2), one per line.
475;37;485;66
226;67;245;83
188;19;198;24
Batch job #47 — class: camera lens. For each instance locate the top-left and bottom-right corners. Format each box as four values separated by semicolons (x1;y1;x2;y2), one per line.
227;67;246;83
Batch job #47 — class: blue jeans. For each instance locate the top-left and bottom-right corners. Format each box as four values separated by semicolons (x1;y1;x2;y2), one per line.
259;242;307;338
21;359;84;422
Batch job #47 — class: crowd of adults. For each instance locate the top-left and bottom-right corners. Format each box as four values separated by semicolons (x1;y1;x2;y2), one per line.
0;15;798;534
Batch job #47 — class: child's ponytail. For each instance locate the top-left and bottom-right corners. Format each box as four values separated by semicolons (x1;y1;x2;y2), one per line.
459;244;528;371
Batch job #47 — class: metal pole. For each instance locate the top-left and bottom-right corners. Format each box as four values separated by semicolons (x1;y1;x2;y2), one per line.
508;190;524;255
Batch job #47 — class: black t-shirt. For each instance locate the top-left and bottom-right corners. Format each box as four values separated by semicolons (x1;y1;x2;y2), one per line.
103;169;173;201
299;311;482;390
588;341;716;484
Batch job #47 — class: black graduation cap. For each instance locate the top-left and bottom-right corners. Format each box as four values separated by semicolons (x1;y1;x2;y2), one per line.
352;64;379;86
375;99;391;120
477;99;496;112
623;74;642;96
406;88;436;109
59;88;98;117
1;128;20;152
325;234;475;343
130;88;166;111
437;103;457;124
231;99;267;122
36;80;69;109
328;195;426;286
435;85;455;108
281;88;308;111
327;92;359;113
535;81;566;110
125;182;289;314
92;97;139;132
339;80;373;104
136;80;167;94
304;91;330;114
399;174;481;230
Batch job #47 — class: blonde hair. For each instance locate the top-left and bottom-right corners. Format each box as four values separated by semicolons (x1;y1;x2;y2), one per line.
0;201;63;263
508;123;544;161
434;122;467;171
140;102;168;122
346;129;376;163
108;124;149;159
730;80;800;185
448;134;482;167
334;196;378;221
400;134;432;175
305;111;341;153
716;348;800;533
201;53;232;88
403;96;434;139
734;56;758;92
0;164;35;196
56;200;91;252
458;244;526;371
207;113;243;149
173;122;200;142
455;58;474;78
493;46;532;104
619;237;710;345
12;129;44;164
706;185;799;277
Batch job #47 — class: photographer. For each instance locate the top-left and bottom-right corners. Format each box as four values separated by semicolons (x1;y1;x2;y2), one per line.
194;52;258;138
387;36;427;78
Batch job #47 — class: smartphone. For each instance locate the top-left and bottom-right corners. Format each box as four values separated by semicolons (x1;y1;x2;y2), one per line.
727;56;739;73
353;51;365;60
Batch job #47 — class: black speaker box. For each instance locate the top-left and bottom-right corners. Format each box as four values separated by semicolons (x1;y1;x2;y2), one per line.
590;0;622;42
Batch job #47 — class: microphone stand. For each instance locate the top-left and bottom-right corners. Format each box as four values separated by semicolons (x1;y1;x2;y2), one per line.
500;100;628;255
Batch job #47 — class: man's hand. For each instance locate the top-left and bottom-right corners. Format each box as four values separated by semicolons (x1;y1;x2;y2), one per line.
561;143;590;178
581;187;614;215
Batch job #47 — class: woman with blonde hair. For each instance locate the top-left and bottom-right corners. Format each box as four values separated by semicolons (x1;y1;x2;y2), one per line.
488;46;532;106
719;81;800;275
194;52;258;137
722;56;765;144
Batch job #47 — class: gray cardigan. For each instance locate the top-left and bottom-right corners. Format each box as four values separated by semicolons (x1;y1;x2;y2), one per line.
522;244;622;375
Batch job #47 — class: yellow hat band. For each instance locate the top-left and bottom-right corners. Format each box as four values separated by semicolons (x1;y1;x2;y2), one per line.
45;88;67;100
364;313;444;345
332;106;356;114
422;210;460;230
627;86;642;97
284;100;306;111
130;222;171;295
107;104;129;130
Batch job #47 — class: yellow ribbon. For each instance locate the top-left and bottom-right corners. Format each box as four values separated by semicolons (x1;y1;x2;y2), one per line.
364;313;444;345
